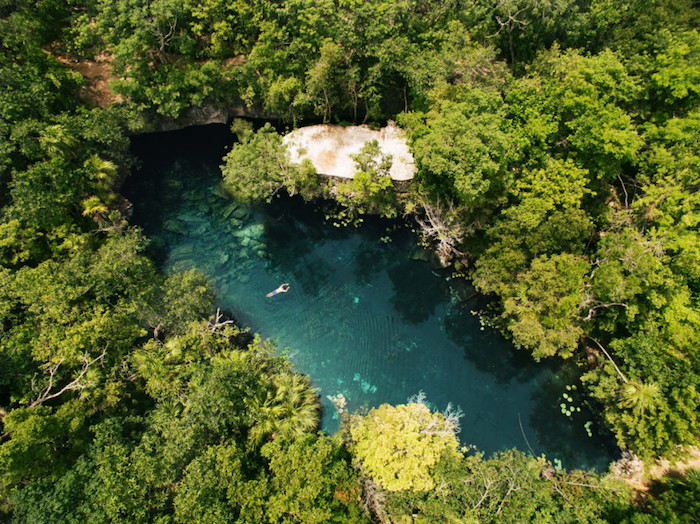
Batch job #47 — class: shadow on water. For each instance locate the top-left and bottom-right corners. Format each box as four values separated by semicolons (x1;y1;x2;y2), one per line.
443;301;616;469
123;124;615;471
261;210;333;296
352;241;389;285
125;124;234;264
525;365;619;470
444;304;537;385
387;260;448;324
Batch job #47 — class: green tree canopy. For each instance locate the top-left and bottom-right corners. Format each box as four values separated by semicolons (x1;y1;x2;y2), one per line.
349;396;461;492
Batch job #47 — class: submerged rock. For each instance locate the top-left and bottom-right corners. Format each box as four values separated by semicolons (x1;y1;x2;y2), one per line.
182;190;200;201
249;240;265;253
191;223;208;236
169;243;195;259
163;219;187;235
164;178;184;190
171;259;196;272
211;185;229;200
233;223;264;240
222;202;239;218
177;212;207;224
231;206;249;220
222;202;249;220
327;393;347;415
410;246;432;262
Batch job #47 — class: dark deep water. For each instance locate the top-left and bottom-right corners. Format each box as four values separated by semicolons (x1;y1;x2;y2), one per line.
124;124;615;470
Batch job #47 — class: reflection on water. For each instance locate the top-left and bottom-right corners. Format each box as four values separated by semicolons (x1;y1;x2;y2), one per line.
124;125;615;470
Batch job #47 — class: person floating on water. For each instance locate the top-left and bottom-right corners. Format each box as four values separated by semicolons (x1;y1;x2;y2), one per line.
266;283;290;297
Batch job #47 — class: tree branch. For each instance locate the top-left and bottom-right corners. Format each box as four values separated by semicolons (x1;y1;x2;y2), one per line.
588;338;628;384
564;480;618;491
577;299;628;321
207;308;236;332
617;173;629;208
472;469;495;509
415;197;466;266
29;346;108;407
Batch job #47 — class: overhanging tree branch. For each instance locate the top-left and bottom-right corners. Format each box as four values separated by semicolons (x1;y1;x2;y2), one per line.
207;308;236;332
415;197;466;266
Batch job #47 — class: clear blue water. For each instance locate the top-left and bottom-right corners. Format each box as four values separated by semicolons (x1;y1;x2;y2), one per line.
125;125;614;470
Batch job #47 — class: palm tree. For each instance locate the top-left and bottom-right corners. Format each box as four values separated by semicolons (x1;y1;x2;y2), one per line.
248;389;284;445
84;154;118;187
248;373;319;445
273;373;319;439
39;124;78;159
82;196;108;220
619;380;662;415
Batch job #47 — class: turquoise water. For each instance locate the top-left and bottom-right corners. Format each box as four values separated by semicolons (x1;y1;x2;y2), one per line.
125;125;614;469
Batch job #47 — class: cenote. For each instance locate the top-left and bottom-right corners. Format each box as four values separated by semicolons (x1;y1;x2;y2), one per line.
124;124;615;470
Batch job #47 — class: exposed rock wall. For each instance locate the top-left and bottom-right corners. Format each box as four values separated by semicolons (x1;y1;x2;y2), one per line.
146;104;273;133
282;122;416;180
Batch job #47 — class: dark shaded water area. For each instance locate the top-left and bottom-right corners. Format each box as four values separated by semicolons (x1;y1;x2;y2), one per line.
124;124;615;470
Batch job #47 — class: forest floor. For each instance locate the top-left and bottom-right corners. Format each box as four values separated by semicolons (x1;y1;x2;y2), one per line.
55;53;122;108
625;446;700;496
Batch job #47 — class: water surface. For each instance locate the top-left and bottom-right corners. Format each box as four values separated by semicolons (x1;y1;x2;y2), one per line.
125;125;614;469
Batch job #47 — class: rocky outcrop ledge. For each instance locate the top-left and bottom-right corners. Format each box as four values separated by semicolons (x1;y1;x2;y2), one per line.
282;122;416;180
146;104;273;133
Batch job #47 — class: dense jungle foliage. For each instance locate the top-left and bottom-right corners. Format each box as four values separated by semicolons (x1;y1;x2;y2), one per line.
1;0;699;521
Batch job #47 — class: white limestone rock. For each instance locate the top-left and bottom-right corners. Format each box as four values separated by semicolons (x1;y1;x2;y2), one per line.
283;121;416;181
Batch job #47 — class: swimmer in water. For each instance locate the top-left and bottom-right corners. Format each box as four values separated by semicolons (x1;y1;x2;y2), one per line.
266;283;290;297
